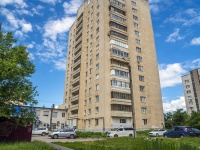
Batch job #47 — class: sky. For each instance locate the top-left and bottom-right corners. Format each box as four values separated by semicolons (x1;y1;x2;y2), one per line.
0;0;200;113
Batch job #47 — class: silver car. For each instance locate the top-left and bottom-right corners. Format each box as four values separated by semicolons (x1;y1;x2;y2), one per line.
49;128;76;139
32;128;49;136
148;129;166;137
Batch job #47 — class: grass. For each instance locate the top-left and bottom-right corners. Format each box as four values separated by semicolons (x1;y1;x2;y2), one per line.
0;140;57;150
53;137;200;150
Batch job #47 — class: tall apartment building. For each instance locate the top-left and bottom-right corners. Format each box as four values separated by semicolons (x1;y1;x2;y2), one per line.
181;68;200;114
63;0;164;131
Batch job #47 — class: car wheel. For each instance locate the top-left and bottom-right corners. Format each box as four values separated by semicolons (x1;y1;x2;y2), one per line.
114;134;118;138
180;135;184;138
164;135;167;138
129;134;133;137
156;133;159;137
53;134;58;139
70;134;74;139
41;132;46;136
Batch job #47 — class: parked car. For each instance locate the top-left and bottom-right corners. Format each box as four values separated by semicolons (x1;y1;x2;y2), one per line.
107;127;134;137
163;126;193;138
48;128;76;139
190;128;200;137
32;127;49;136
148;129;166;137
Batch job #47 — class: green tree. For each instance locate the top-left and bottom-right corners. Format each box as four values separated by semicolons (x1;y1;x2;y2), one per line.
164;112;173;129
187;111;200;129
172;109;188;126
0;31;38;123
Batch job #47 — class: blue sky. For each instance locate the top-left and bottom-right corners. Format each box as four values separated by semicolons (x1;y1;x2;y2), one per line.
0;0;200;112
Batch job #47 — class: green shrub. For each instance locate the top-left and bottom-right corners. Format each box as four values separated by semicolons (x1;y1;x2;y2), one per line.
76;131;107;138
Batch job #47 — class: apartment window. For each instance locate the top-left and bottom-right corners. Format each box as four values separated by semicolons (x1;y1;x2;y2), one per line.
89;98;92;103
96;45;99;50
189;107;194;110
84;100;87;105
111;80;130;88
140;96;146;103
111;48;129;58
90;59;92;65
111;91;131;100
110;14;126;23
134;30;140;36
132;8;137;13
62;113;65;117
89;87;92;94
139;75;144;82
96;84;99;91
90;34;93;39
142;119;147;125
84;110;86;115
90;42;92;46
96;64;99;70
140;86;145;92
97;5;99;9
110;39;128;48
111;104;132;112
95;119;99;126
89;68;92;74
52;112;58;118
88;109;91;114
132;1;136;6
110;0;125;8
120;119;126;123
141;107;147;114
118;63;124;67
136;47;141;53
96;54;99;60
96;95;99;102
137;56;142;62
135;39;141;44
110;6;126;16
97;12;99;17
86;62;88;67
36;110;40;116
86;71;88;77
84;120;86;126
95;107;99;113
186;90;191;94
96;27;99;33
185;80;189;83
133;15;138;21
89;77;92;83
138;65;143;71
110;30;128;40
96;36;99;41
186;85;190;89
110;21;127;31
88;120;91;125
96;20;99;25
43;111;49;116
113;69;129;78
189;101;193;105
96;74;99;79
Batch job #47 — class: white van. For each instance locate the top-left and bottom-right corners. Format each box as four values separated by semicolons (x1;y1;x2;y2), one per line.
107;127;134;137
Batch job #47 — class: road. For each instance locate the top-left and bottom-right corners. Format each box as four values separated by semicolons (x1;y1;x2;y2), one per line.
32;135;105;143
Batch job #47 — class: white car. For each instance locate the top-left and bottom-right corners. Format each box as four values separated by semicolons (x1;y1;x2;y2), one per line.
32;127;49;136
148;129;166;137
107;127;134;137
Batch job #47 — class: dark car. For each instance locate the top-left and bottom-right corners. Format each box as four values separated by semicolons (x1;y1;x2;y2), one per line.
163;126;193;138
190;128;200;137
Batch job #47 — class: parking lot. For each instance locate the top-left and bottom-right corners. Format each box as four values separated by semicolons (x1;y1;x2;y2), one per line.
31;135;104;143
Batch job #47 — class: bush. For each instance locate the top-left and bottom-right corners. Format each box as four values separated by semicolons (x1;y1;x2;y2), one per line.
76;131;107;138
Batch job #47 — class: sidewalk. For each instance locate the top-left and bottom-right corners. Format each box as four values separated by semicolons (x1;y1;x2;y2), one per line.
48;143;73;150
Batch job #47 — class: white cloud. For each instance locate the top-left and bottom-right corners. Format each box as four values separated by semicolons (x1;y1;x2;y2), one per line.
14;30;23;37
150;4;160;14
63;0;82;15
163;96;186;113
0;0;27;8
39;0;61;4
52;58;66;71
159;59;200;88
190;37;200;45
20;21;32;32
165;28;184;42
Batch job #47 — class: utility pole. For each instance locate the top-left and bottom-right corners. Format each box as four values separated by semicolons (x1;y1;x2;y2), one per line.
128;65;137;138
50;104;55;130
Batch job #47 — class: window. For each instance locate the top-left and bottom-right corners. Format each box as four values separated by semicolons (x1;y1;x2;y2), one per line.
134;30;140;36
95;119;99;126
132;8;137;13
62;113;65;117
140;96;146;103
96;84;99;90
96;20;99;25
137;56;142;62
140;86;145;92
111;48;129;58
111;104;132;112
97;5;99;9
96;36;99;41
96;54;99;60
185;80;189;83
96;95;99;102
84;100;87;105
52;112;58;118
89;77;92;83
96;12;99;17
110;6;126;15
111;91;131;100
189;101;193;105
186;85;190;89
96;27;99;33
187;90;191;94
90;59;92;65
110;30;128;40
110;0;125;8
88;109;91;114
36;110;40;116
110;39;128;48
135;39;141;44
138;65;143;71
118;63;124;67
141;108;147;114
84;110;86;115
88;120;91;125
110;14;126;23
136;47;141;53
120;119;126;123
96;74;99;79
43;111;49;116
139;75;144;82
133;15;138;21
110;21;127;31
89;87;92;94
132;1;136;6
89;68;92;74
111;80;130;88
89;98;92;103
96;45;99;50
112;69;129;78
84;120;86;126
96;64;99;70
95;107;99;113
86;71;88;77
142;119;147;125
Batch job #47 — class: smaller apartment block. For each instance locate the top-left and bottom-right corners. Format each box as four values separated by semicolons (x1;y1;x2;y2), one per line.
181;68;200;114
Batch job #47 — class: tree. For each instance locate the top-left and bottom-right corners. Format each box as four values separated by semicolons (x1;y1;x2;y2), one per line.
0;31;38;124
187;111;200;129
172;109;188;126
164;112;173;129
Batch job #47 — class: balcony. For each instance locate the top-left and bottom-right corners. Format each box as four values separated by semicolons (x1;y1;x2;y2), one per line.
70;104;78;110
110;63;129;71
72;85;80;94
111;111;132;117
110;54;129;63
70;114;78;118
71;94;79;102
73;68;81;76
73;59;81;69
72;76;80;85
74;50;81;60
75;43;82;52
111;98;131;105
